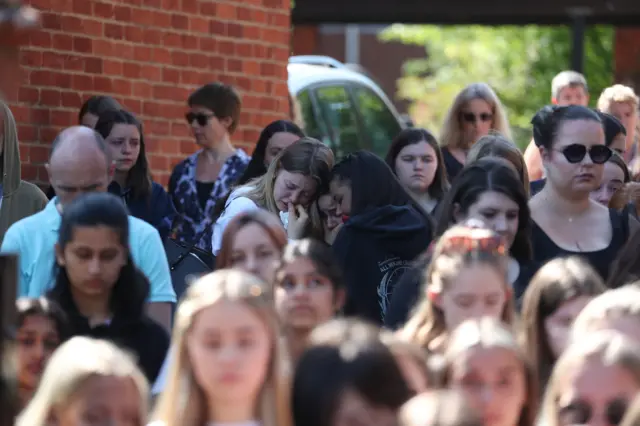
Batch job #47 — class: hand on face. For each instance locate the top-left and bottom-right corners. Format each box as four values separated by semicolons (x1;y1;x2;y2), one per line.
287;202;309;240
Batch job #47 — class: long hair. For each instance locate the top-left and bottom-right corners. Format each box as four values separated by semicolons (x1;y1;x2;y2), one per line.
608;230;640;289
216;210;288;269
435;157;532;263
78;95;122;124
94;109;153;201
16;298;68;341
152;269;291;426
237;120;304;185
385;128;450;201
48;193;149;319
467;132;530;198
520;257;606;391
443;318;538;426
440;83;512;150
16;337;149;426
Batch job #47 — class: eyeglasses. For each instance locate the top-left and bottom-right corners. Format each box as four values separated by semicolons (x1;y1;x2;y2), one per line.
461;112;493;123
555;144;612;164
185;112;214;126
558;398;628;426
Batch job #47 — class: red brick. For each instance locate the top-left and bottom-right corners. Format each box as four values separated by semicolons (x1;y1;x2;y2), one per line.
11;0;291;187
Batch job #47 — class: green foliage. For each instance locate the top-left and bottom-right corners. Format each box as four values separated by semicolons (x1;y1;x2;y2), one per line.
379;25;614;149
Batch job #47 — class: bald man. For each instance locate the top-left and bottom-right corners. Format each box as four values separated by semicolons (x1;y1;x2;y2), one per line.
1;126;175;329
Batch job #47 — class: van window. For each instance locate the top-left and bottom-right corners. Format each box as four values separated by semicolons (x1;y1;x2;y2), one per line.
352;85;401;156
315;85;363;159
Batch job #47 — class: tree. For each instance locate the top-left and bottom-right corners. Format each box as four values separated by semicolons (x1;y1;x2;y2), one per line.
379;25;614;148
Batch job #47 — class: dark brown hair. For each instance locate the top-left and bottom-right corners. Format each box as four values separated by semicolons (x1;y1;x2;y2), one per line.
188;82;241;134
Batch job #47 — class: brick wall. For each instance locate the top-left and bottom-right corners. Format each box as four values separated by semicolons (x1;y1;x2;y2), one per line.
9;0;291;187
614;28;640;91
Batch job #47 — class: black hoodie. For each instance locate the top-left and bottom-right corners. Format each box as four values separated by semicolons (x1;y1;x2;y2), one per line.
331;151;433;325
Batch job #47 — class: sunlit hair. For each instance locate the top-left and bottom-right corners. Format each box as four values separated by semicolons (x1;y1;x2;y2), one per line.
540;332;640;426
439;83;512;150
233;137;333;237
467;132;530;197
16;336;148;426
400;222;515;353
443;318;538;426
216;210;288;270
621;394;640;426
571;284;640;342
380;331;436;391
520;257;606;390
399;390;482;426
598;84;639;112
151;269;291;426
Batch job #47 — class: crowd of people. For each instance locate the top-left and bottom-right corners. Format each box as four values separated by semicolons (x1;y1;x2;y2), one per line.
2;69;640;426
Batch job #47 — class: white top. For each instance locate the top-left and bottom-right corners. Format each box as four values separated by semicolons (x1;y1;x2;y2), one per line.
211;186;289;256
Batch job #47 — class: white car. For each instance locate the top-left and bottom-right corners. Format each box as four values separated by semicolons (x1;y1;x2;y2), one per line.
288;55;408;159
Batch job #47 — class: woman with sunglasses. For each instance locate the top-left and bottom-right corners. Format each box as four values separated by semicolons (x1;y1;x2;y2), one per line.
438;83;512;180
168;83;250;252
529;105;639;280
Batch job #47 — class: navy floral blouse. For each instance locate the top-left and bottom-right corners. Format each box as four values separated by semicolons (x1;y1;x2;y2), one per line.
168;149;250;252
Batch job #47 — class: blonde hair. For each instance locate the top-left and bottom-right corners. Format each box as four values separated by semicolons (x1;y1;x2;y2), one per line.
151;269;291;426
399;391;482;426
466;132;530;197
439;83;512;150
444;318;538;426
400;224;515;352
571;284;640;342
598;84;640;112
16;336;148;426
540;332;640;426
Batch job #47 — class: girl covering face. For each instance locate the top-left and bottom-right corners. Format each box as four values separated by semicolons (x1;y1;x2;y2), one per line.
401;222;515;354
541;332;640;426
151;269;291;426
444;318;537;426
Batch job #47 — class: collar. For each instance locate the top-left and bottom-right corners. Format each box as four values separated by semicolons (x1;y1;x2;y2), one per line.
43;197;63;231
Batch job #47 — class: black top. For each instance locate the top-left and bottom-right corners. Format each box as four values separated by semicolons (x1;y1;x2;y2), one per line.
530;209;630;280
332;205;432;325
441;147;464;181
195;181;215;210
51;292;170;383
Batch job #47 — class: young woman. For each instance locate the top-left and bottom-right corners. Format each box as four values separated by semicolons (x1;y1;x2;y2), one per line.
216;210;288;283
520;256;606;391
14;297;67;409
438;83;512;180
236;119;305;185
466;132;530;198
17;336;149;426
572;285;640;345
274;239;345;361
443;318;537;426
151;269;291;426
330;150;433;324
293;318;413;426
387;158;532;328
590;152;630;207
212;137;333;255
400;223;516;354
385;128;449;214
95;108;176;240
540;333;640;426
47;192;169;383
529;105;639;280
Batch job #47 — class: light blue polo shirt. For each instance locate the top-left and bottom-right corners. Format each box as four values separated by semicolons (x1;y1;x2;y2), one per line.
1;198;176;303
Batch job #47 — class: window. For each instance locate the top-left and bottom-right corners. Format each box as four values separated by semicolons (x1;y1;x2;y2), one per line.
352;85;401;157
314;85;363;159
297;90;330;145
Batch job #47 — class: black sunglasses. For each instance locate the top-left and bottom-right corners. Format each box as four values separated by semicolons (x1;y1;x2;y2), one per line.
555;144;613;164
461;112;493;123
185;112;214;126
559;398;628;426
